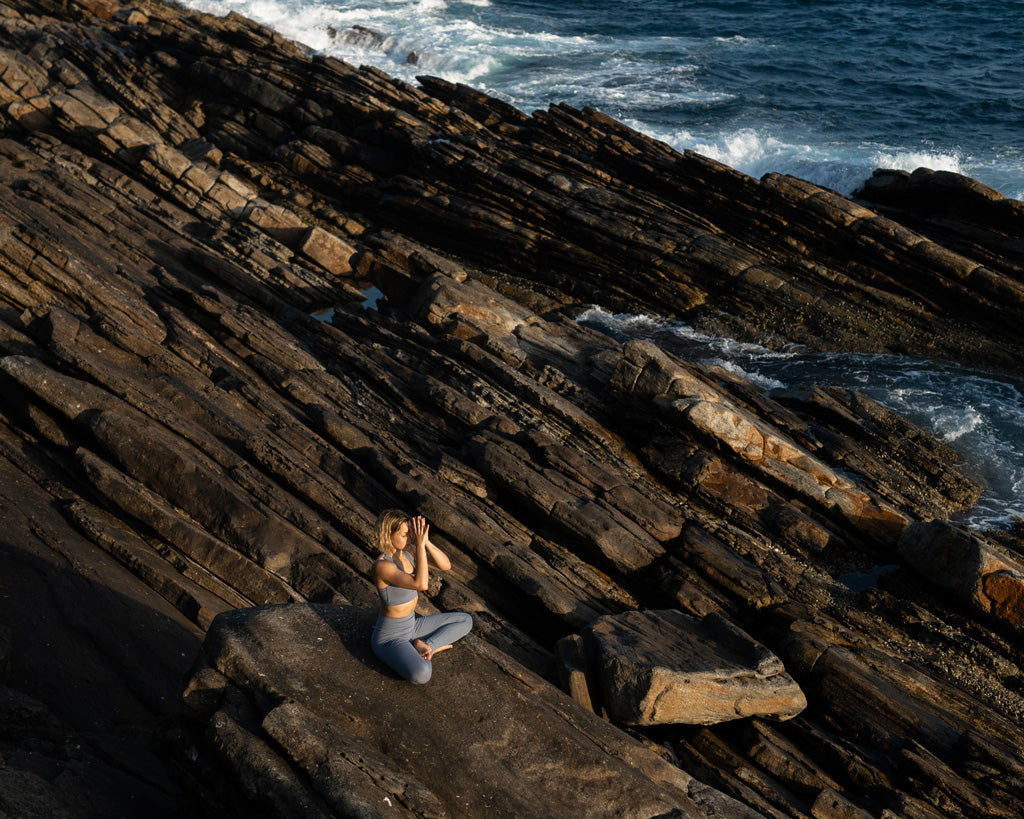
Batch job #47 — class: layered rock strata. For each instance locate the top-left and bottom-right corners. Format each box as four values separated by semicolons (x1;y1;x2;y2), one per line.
0;1;1022;818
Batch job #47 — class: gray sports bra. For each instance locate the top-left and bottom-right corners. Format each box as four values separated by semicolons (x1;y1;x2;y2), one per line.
377;551;418;606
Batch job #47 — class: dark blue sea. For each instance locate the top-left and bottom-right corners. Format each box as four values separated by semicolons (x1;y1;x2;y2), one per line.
183;0;1024;199
187;0;1024;530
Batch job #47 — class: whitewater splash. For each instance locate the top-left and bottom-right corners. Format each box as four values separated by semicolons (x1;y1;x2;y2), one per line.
176;0;1024;200
675;128;967;197
577;306;1024;532
182;0;507;85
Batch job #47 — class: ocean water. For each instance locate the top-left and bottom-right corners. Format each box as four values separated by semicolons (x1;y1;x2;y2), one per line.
179;0;1024;200
577;307;1024;532
185;0;1024;530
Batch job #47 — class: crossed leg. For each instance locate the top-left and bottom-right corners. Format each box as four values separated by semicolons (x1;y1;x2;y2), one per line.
410;611;473;661
373;611;473;684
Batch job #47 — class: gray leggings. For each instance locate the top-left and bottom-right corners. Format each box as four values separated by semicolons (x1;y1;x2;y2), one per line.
371;611;473;684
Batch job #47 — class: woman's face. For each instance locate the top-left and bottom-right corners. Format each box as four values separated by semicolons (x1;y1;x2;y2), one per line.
391;522;409;552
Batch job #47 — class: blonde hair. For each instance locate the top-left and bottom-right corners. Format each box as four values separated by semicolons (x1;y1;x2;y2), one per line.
374;509;410;556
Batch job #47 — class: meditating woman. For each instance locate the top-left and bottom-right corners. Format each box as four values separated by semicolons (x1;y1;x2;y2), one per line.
371;509;473;684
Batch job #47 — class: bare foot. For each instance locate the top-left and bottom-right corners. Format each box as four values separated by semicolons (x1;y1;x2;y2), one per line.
413;639;433;661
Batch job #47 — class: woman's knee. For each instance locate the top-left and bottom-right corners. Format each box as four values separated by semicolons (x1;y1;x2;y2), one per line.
409;664;433;685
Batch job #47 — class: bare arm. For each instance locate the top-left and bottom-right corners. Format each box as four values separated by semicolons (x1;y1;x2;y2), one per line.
425;537;452;572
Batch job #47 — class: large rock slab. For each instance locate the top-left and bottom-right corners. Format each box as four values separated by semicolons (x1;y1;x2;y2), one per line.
603;340;910;545
898;521;1024;632
580;610;807;727
183;603;760;819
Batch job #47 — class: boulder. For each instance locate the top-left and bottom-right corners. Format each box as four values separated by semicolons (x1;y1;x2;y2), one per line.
898;520;1024;631
579;610;806;726
298;225;357;275
183;603;760;819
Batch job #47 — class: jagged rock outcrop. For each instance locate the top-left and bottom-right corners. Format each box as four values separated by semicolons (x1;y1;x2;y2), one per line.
898;521;1024;630
0;1;1021;818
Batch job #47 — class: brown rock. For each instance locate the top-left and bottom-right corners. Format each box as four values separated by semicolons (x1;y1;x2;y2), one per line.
898;521;1024;630
581;610;806;726
184;603;761;818
983;570;1024;625
606;340;909;543
811;787;874;819
297;225;357;275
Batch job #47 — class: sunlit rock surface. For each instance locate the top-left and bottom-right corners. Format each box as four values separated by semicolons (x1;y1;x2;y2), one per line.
0;1;1022;817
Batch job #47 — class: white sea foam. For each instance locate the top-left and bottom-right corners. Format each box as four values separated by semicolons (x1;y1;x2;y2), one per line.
872;148;964;176
710;359;788;391
176;0;1024;200
180;0;496;83
687;129;787;174
574;305;667;335
712;35;759;45
576;306;1024;531
886;390;983;443
663;128;970;196
665;322;790;360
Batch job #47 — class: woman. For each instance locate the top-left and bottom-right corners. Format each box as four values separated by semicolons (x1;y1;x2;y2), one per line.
370;509;473;684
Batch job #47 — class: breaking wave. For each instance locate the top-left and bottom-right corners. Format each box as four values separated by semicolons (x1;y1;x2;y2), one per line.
578;306;1024;531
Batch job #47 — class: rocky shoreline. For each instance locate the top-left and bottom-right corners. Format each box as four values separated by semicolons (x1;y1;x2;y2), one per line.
1;0;1023;816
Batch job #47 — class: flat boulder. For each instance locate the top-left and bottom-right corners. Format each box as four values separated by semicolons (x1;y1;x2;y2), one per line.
183;603;760;819
580;610;806;726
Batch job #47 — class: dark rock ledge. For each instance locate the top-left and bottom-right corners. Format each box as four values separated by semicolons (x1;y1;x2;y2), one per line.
0;0;1022;817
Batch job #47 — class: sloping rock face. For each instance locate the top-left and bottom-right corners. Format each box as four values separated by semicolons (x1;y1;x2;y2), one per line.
899;521;1024;623
183;603;759;819
578;610;807;727
0;1;1022;818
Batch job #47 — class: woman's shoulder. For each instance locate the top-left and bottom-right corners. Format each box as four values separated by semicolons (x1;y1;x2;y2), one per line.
375;551;412;572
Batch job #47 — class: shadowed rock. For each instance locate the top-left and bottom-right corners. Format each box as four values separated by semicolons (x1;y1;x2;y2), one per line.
899;521;1024;631
0;1;1021;817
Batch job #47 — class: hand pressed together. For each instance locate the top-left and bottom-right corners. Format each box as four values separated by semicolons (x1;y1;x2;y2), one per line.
409;515;429;551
